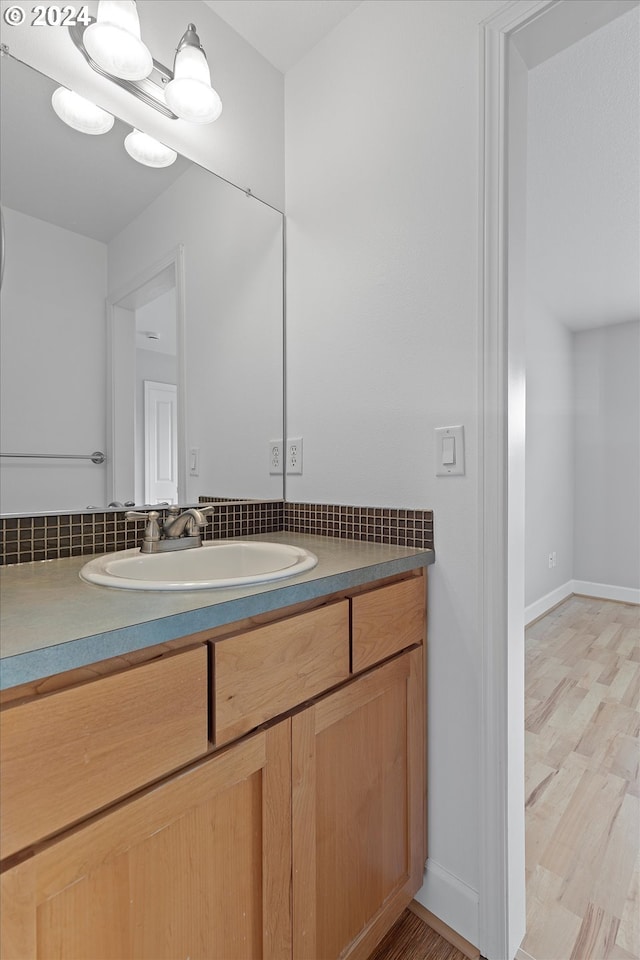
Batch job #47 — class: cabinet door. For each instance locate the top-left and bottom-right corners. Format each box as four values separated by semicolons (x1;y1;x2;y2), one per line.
292;648;425;960
0;722;291;960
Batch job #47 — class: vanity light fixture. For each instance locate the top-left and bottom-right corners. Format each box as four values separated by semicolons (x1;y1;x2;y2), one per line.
69;7;222;125
51;86;115;135
124;129;177;168
164;24;222;124
82;0;153;82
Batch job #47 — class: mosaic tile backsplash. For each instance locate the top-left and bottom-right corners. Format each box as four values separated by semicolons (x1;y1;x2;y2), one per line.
284;503;433;548
0;501;433;565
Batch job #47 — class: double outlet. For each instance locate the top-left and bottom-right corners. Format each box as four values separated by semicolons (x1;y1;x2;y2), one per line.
269;438;303;475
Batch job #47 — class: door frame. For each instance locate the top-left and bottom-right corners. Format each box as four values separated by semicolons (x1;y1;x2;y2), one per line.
479;9;540;957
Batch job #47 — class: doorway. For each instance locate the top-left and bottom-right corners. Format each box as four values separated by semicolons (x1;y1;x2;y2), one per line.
479;1;639;957
106;247;186;507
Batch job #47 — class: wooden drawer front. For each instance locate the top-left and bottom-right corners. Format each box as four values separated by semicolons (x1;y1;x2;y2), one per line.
0;646;209;860
215;601;350;745
352;575;425;673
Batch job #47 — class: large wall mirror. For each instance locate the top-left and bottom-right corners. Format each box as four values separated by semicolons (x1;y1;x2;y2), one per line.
0;53;284;516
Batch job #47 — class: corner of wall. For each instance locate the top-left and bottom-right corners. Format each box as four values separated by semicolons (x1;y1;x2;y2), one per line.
413;859;480;950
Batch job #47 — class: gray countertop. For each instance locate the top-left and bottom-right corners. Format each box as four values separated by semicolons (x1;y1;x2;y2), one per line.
0;532;434;690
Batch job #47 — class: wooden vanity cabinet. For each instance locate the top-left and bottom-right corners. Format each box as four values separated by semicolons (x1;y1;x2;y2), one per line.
0;568;427;960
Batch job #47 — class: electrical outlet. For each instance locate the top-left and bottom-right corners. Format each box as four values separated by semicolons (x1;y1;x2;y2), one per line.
287;437;303;475
269;440;283;475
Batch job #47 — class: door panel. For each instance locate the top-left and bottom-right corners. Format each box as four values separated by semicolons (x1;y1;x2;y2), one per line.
292;650;425;960
144;379;178;504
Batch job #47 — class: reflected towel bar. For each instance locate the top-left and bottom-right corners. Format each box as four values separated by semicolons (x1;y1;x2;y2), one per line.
0;451;106;464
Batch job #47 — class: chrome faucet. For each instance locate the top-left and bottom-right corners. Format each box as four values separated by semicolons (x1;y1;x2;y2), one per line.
125;504;216;554
162;506;207;539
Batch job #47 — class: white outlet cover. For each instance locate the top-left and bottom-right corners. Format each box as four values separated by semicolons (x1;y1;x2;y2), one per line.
287;437;303;475
269;440;283;475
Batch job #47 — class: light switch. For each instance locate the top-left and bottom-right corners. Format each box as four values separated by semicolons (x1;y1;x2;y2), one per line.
442;436;456;465
189;447;199;476
435;425;465;476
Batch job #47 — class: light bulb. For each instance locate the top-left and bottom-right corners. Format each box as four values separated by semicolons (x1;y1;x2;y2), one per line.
83;0;153;81
165;24;222;124
51;87;115;135
124;129;177;168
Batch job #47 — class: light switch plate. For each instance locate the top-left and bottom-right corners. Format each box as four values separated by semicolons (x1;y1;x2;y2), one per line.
435;425;465;476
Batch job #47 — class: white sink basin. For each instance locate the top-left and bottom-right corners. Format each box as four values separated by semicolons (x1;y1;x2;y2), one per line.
80;540;318;591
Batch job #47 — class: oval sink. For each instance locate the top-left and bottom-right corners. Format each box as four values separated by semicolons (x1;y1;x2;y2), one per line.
80;541;318;591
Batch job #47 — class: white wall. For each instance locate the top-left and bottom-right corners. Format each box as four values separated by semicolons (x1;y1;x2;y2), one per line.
524;317;640;612
108;165;283;502
0;0;284;210
524;7;639;614
136;289;177;355
0;208;107;513
285;0;507;943
520;6;639;333
574;320;640;592
525;307;575;607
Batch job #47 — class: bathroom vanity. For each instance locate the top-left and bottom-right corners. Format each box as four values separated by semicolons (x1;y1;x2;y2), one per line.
0;535;432;960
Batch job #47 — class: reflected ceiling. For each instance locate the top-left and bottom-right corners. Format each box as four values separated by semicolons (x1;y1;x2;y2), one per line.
0;55;190;242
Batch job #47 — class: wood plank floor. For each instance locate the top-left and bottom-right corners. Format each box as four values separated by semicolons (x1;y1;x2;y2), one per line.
521;595;640;960
367;909;469;960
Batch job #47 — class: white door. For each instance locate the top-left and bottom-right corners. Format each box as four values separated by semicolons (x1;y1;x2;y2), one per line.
144;380;178;504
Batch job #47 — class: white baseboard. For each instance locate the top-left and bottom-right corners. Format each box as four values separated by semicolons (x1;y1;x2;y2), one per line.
525;579;640;625
572;580;640;605
524;581;574;625
413;858;479;950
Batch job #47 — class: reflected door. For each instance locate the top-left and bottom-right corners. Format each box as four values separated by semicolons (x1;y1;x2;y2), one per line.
144;380;178;504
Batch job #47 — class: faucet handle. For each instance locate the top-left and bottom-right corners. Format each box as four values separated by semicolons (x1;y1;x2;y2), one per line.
125;510;161;543
196;503;218;516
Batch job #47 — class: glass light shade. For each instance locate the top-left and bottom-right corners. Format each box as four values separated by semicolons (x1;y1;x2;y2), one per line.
124;129;177;168
51;87;115;135
83;1;153;81
165;44;222;124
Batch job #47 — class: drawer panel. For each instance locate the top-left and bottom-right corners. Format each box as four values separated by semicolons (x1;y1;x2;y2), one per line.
215;601;350;746
352;575;425;673
0;645;209;860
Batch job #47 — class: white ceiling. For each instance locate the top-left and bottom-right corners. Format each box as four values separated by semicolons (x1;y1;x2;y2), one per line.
202;0;362;73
